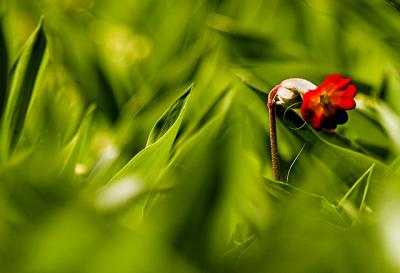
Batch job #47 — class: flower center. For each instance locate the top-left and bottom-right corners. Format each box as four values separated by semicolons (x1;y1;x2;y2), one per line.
319;93;331;107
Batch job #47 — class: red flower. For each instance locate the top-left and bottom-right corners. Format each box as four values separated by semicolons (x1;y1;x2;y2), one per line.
300;74;357;131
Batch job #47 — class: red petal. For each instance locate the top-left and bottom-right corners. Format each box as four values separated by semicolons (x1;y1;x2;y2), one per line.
321;74;352;90
302;88;322;105
330;84;357;110
300;101;324;130
309;111;324;130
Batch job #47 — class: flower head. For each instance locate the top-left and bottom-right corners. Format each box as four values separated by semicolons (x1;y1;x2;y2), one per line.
300;74;357;131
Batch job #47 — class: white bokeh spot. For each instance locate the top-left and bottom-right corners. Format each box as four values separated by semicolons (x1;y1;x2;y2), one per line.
97;176;143;209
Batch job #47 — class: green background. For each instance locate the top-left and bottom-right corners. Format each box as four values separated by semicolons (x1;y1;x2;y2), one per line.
1;0;400;272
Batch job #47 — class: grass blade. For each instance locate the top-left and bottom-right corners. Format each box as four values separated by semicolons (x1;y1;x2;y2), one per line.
0;15;8;117
0;17;48;162
108;84;193;186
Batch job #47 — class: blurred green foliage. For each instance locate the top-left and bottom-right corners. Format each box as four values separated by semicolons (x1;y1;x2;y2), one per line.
1;0;400;272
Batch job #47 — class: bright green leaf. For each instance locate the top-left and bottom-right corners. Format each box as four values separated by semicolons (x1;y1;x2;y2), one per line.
0;17;48;163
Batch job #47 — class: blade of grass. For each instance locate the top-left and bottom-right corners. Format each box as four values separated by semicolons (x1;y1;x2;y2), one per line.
60;105;96;178
0;17;48;163
107;84;193;186
0;15;8;117
336;164;374;221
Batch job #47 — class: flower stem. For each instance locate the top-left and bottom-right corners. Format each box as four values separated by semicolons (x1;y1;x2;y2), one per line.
268;86;280;181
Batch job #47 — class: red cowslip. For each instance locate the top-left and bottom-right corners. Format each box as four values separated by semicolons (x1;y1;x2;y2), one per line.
300;74;357;131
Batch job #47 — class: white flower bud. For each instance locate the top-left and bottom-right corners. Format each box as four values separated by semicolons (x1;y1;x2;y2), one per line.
276;78;316;105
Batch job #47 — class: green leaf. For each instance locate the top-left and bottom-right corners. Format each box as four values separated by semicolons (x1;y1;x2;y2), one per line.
386;0;400;13
60;105;96;178
391;156;400;173
209;16;293;61
231;67;269;100
0;17;48;163
374;101;400;154
108;84;193;185
355;94;400;155
133;91;234;249
336;164;374;223
264;179;348;226
0;15;8;117
146;84;192;145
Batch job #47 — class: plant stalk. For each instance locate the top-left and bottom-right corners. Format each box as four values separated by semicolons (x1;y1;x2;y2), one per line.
268;86;280;181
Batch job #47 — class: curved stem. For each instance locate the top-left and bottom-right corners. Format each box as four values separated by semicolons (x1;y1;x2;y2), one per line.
268;86;280;181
